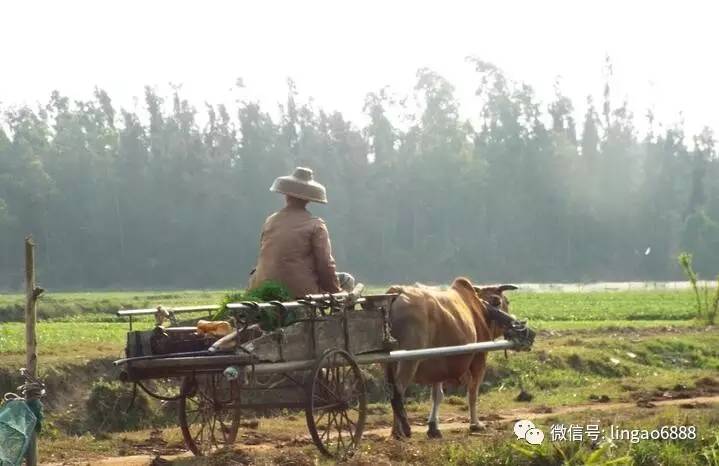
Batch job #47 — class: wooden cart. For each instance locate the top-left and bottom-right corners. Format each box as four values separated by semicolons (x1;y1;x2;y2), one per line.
114;287;534;458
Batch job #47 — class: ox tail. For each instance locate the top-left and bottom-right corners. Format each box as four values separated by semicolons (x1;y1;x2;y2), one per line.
385;362;411;437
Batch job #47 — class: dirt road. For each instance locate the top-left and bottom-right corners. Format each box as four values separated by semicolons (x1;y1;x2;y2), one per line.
43;394;719;466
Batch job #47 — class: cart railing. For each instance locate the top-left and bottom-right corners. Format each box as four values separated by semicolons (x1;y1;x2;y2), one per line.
116;286;375;331
117;304;220;317
116;287;372;318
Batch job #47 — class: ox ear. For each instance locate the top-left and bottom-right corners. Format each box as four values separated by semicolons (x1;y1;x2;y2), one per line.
497;284;518;292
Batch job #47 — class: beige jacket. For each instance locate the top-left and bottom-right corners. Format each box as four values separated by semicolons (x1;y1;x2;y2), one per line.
248;206;341;297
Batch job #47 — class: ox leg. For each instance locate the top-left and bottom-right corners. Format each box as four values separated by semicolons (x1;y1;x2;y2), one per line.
385;361;417;439
427;383;444;438
468;362;488;433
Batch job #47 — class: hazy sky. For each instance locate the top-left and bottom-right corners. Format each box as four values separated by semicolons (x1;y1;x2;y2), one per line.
2;0;718;137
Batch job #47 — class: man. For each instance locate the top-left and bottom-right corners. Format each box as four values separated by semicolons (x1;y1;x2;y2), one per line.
248;167;355;297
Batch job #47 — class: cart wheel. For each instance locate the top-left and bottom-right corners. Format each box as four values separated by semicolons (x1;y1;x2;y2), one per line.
306;348;367;458
179;373;241;456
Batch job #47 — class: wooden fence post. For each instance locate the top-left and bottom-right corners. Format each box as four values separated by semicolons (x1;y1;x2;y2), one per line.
25;236;43;466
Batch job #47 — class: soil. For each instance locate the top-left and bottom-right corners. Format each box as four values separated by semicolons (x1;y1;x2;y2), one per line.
42;394;719;466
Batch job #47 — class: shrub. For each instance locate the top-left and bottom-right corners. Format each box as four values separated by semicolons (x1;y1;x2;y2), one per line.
85;379;153;432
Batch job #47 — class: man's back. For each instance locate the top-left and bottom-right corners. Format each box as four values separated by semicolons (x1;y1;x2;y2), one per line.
249;205;339;297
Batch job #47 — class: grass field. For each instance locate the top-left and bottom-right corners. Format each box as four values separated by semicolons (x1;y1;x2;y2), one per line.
0;287;705;322
0;289;225;322
1;286;718;465
0;287;706;360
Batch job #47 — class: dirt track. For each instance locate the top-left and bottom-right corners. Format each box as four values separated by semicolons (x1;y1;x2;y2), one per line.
43;394;719;466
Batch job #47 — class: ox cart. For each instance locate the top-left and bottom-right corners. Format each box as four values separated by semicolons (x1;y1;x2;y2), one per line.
113;285;534;459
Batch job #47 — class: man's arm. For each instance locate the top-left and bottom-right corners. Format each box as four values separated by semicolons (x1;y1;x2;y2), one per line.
312;220;341;293
248;224;266;289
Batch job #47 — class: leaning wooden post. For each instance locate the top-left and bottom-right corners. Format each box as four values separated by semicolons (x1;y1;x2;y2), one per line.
25;236;43;466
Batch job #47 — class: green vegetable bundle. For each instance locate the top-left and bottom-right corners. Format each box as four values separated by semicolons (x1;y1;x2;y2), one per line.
213;280;293;331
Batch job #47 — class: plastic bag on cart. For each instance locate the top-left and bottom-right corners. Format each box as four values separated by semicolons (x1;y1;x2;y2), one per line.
0;399;38;466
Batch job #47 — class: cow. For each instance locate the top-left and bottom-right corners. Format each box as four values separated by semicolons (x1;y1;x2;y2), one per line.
384;277;518;439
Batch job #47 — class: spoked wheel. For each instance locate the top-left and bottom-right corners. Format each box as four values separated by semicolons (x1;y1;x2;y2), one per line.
306;349;367;458
179;373;241;456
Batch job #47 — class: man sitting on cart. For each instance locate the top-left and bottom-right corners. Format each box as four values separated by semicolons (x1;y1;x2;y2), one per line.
248;167;355;297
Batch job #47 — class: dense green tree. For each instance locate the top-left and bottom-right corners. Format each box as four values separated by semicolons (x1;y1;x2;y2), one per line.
0;61;717;290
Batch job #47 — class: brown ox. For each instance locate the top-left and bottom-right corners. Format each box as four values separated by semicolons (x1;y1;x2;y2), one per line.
384;277;517;439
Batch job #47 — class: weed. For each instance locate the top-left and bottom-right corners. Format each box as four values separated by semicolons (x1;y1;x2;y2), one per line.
366;403;389;415
699;432;719;466
445;395;466;406
678;252;718;325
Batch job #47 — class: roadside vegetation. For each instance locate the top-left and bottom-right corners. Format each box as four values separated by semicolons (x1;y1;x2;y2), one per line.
679;252;719;325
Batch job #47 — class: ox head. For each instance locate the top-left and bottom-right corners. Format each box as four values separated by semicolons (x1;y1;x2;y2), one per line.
473;284;519;338
473;284;518;313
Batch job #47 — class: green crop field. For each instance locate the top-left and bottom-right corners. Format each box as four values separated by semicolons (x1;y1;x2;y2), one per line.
0;287;707;361
0;287;705;359
0;322;128;356
512;290;700;321
0;289;227;322
0;287;705;322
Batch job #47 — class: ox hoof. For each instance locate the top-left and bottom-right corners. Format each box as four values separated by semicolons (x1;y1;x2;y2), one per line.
427;421;443;439
469;422;487;433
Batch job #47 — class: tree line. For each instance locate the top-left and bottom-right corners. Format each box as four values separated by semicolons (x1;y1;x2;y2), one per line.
1;60;718;290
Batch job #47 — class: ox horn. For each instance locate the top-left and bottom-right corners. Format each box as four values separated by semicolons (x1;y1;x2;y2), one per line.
497;284;519;292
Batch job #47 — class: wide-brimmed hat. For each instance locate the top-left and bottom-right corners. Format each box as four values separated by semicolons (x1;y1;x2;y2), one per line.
270;167;328;203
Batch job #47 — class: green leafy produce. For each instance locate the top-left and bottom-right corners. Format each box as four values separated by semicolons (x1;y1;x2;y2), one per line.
243;280;292;302
213;280;292;331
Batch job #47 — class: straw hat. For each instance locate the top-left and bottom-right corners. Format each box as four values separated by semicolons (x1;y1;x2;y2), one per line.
270;167;328;204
